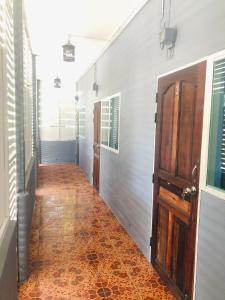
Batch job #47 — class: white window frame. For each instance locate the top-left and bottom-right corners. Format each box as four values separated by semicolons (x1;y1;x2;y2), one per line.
100;92;121;154
200;49;225;201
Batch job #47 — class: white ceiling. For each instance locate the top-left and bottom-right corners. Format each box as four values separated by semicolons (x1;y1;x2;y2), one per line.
24;0;147;106
25;0;147;53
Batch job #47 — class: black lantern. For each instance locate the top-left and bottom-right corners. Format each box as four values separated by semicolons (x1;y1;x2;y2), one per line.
54;76;61;88
62;39;75;62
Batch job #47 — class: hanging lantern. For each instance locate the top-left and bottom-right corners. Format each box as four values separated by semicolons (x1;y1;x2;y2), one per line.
62;39;75;62
54;76;61;88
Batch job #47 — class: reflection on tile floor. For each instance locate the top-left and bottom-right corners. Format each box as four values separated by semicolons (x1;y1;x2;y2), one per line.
19;164;175;300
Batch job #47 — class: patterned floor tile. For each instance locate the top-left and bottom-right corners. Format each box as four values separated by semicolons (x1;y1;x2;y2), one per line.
19;164;175;300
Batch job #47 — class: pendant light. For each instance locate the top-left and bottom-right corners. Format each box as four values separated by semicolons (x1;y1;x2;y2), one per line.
54;76;61;88
62;36;75;62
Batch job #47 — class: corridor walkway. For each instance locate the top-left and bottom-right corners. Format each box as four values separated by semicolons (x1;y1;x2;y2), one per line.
19;164;175;300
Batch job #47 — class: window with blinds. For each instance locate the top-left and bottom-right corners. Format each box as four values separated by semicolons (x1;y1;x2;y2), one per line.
101;94;120;152
207;58;225;190
0;0;17;235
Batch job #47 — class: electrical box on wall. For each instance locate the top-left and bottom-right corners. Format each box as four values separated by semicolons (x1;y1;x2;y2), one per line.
160;27;177;49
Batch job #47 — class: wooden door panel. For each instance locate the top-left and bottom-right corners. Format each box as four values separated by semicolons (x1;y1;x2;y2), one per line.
156;203;189;295
160;84;176;173
172;218;188;292
159;186;190;218
152;62;206;300
156;205;169;267
177;81;196;180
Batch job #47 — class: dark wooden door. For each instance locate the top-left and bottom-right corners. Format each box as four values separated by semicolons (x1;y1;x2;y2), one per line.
151;62;206;300
93;102;101;191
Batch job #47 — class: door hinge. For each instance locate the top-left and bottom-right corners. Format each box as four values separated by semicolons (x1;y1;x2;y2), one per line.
150;237;152;246
154;113;157;123
152;173;155;183
156;92;158;103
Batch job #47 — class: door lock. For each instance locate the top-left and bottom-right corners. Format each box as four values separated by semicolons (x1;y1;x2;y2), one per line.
181;186;197;199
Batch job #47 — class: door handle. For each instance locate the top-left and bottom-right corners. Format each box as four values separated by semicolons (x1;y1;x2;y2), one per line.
192;164;197;177
192;161;199;183
181;186;197;200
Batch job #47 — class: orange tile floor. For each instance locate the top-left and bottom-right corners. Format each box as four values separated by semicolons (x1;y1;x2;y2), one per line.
19;164;175;300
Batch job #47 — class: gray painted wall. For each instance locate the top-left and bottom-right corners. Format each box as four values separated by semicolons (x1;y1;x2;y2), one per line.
77;0;225;298
0;221;17;300
195;192;225;300
40;140;77;164
18;159;36;281
78;67;95;182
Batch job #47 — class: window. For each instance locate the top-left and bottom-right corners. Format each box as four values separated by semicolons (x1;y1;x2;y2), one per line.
0;0;17;236
101;93;120;152
207;58;225;191
78;106;86;138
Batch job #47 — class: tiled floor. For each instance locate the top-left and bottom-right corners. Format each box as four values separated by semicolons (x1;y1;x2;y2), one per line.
19;164;175;300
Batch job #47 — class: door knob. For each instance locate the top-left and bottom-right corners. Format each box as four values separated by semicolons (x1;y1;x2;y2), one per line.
181;186;197;199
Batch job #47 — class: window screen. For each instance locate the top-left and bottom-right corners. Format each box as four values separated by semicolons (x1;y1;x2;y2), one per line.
101;94;120;152
207;58;225;190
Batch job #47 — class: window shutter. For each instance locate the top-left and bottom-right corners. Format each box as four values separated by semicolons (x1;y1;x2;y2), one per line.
1;0;17;221
212;59;225;174
109;97;119;150
100;95;120;151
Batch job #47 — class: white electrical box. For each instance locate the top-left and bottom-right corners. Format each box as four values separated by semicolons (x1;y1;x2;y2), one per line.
160;27;177;49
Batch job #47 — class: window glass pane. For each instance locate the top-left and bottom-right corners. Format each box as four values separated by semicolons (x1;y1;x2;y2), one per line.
101;100;110;146
101;95;120;151
207;58;225;190
109;97;119;150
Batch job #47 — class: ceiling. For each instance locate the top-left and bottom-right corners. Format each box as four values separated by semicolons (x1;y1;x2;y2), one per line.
25;0;147;53
24;0;147;102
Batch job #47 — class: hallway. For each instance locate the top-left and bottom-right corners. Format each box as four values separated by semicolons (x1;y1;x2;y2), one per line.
19;164;174;300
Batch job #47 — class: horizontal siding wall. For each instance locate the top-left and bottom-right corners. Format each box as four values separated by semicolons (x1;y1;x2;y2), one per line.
40;140;77;164
77;0;225;272
195;192;225;300
0;221;17;300
18;159;36;281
